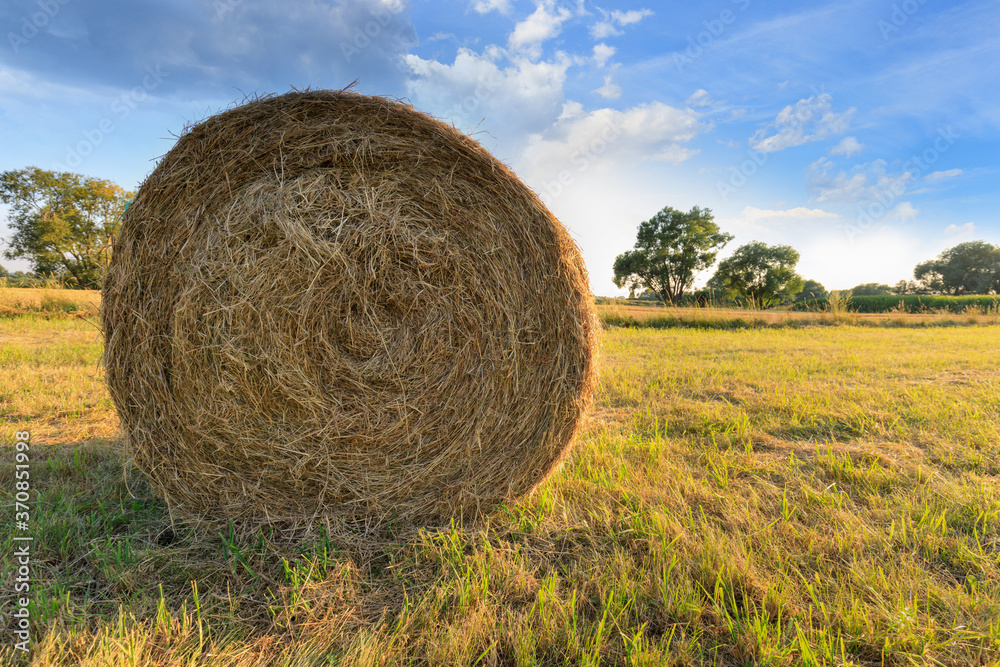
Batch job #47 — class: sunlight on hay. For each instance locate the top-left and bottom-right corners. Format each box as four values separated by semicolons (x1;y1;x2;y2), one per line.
101;89;599;530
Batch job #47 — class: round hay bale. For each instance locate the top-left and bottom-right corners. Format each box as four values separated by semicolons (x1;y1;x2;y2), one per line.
102;89;598;528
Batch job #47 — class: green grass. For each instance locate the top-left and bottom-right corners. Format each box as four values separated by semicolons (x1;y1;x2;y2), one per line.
2;320;999;665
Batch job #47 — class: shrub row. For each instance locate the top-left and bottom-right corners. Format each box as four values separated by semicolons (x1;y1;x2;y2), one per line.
793;295;1000;313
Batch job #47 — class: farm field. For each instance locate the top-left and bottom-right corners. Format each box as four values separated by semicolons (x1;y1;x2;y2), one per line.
2;316;1000;665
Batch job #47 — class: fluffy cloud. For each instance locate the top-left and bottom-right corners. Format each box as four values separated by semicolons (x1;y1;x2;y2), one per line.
593;73;621;99
807;157;913;204
830;136;863;157
592;42;615;67
751;93;855;153
403;47;572;137
519;101;704;191
470;0;513;14
890;201;919;223
509;2;573;55
590;7;653;38
944;222;976;239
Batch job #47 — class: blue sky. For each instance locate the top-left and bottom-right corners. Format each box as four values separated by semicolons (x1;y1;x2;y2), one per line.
1;0;997;293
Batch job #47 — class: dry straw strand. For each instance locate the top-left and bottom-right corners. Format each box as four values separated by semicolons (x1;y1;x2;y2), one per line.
102;89;598;532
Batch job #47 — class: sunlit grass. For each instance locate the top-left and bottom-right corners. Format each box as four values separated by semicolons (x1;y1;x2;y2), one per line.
0;287;100;318
2;320;998;665
0;317;113;444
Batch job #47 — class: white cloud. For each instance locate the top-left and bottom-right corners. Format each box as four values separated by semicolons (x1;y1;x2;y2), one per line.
751;94;855;153
807;157;914;204
686;89;712;107
520;101;704;186
611;8;654;25
471;0;513;14
742;206;838;221
945;222;976;239
830;136;863;157
890;202;919;223
589;7;653;38
722;206;840;235
593;74;621;99
592;42;615;67
510;2;573;54
590;21;620;38
925;168;963;182
557;100;584;120
403;47;572;135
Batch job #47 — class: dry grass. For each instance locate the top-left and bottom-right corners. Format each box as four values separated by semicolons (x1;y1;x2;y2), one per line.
0;287;100;318
0;316;113;444
101;89;599;531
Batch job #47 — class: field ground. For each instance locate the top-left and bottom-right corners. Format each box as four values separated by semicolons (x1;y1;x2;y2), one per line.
1;315;999;665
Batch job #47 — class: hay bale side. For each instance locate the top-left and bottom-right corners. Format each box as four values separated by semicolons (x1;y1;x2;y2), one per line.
102;90;598;528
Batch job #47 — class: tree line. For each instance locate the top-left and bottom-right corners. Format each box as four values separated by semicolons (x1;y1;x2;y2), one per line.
2;170;998;301
613;205;1000;307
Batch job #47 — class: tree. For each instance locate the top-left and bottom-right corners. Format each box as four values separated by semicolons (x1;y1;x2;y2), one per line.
708;241;804;308
914;241;1000;295
849;282;893;296
0;167;131;289
613;205;733;305
794;278;829;302
892;279;928;295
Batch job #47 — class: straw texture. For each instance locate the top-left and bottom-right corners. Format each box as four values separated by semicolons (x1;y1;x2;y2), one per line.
102;90;598;529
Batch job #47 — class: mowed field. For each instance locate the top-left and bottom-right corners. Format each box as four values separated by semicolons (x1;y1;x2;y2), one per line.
1;299;1000;665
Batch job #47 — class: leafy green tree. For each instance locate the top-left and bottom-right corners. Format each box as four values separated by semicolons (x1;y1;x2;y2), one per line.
1;167;131;289
914;241;1000;295
794;278;829;302
613;205;733;305
849;282;893;296
708;241;804;308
